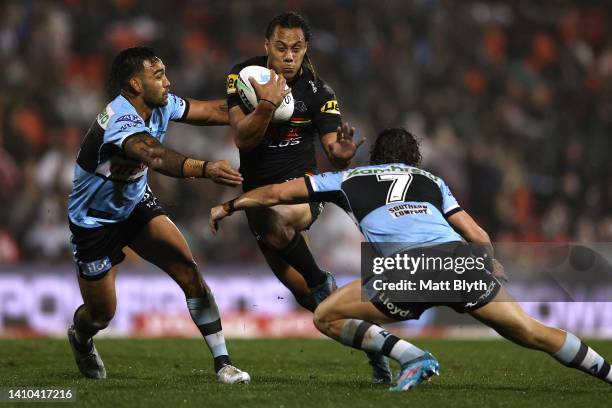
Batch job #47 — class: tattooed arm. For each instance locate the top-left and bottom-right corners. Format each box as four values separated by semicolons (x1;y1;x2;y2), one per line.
123;132;242;186
181;98;229;126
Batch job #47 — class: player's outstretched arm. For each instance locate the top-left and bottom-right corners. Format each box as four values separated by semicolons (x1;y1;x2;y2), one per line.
447;210;491;245
123;132;243;186
182;98;229;126
321;122;364;169
229;70;290;151
209;178;309;233
447;210;508;281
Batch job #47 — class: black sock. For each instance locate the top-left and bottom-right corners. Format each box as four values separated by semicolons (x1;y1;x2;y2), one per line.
277;233;326;288
214;356;231;372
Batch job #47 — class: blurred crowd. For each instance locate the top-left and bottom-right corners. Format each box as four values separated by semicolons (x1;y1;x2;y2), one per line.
1;0;612;270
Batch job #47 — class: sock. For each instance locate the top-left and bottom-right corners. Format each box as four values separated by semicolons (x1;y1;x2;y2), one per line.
72;305;94;352
340;319;424;365
277;233;326;288
187;294;231;372
553;331;612;384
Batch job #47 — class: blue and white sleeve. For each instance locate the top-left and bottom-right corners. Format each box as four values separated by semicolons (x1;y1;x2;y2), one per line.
304;171;351;210
306;171;344;195
439;178;462;217
167;93;189;122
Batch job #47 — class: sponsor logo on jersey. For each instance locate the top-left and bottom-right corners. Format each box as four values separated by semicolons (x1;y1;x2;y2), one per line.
171;94;184;107
227;74;238;94
388;204;431;218
294;100;307;112
120;123;140;131
320;99;340;115
78;256;112;277
345;165;440;183
116;114;143;124
96;104;114;130
268;129;302;148
97;111;109;127
309;80;318;93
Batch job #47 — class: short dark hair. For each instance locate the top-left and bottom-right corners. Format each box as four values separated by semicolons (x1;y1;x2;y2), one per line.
265;12;312;41
110;46;158;93
265;12;317;79
369;128;422;166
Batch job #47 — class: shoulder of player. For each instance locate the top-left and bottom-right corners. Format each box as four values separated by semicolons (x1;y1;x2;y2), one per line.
229;55;267;73
303;75;338;112
307;76;340;115
342;164;442;183
312;73;331;88
96;96;145;131
162;93;186;113
295;68;332;93
312;74;336;97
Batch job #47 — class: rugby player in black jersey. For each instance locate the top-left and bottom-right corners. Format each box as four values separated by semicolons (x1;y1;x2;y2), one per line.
225;12;392;383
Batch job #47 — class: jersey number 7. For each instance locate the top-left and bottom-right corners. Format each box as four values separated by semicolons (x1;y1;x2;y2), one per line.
377;174;413;204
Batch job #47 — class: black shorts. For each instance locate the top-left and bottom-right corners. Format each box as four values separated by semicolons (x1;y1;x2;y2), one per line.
365;242;502;321
69;188;166;281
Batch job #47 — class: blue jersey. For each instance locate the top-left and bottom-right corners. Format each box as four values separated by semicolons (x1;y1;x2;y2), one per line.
305;163;463;256
68;94;189;227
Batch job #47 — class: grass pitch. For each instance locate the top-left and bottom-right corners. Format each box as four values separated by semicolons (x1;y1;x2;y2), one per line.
0;338;610;407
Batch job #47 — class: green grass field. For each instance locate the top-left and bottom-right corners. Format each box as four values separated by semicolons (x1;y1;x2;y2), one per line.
0;338;610;407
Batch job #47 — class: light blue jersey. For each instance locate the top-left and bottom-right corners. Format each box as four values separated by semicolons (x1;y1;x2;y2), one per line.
68;94;188;227
305;163;463;256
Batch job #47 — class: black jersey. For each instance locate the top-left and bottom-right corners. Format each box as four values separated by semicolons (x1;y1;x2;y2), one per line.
227;56;341;190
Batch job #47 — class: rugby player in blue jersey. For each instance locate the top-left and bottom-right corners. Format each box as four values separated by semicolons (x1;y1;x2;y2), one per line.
67;47;249;383
210;127;612;391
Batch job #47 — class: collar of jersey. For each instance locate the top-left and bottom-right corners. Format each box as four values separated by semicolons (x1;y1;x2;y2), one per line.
117;94;150;125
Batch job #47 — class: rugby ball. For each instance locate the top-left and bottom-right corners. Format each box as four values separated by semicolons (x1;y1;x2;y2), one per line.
237;65;294;122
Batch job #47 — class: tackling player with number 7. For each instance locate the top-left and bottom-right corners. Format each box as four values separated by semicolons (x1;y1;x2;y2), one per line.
210;127;612;391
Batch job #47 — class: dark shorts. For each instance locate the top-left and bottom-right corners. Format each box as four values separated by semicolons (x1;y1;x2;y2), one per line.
365;242;502;321
69;188;166;281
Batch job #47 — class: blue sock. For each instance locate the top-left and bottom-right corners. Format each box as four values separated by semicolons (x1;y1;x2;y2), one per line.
553;331;612;384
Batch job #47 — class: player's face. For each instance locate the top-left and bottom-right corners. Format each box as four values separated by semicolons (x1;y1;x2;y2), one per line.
138;58;170;108
265;27;307;81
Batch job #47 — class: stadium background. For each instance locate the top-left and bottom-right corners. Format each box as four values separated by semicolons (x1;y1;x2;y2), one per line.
1;0;612;339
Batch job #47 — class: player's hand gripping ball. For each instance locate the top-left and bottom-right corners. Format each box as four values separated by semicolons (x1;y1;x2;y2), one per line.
237;65;294;122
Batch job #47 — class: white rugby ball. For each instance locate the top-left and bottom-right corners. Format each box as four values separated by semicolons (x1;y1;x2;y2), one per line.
237;65;294;122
